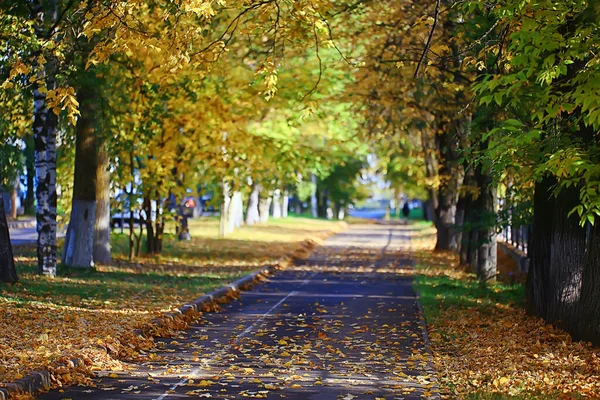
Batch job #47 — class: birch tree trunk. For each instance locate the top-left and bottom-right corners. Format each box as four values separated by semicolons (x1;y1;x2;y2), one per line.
0;192;18;283
94;146;111;264
63;82;98;268
245;183;260;225
271;189;282;219
33;0;59;277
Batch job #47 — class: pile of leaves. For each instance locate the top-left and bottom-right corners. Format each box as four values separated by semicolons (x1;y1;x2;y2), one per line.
0;217;343;389
415;247;600;398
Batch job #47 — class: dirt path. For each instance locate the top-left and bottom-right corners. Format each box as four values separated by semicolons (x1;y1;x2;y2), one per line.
38;224;439;399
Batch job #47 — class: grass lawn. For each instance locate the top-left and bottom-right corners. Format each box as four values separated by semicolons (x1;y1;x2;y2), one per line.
0;216;344;385
414;248;600;399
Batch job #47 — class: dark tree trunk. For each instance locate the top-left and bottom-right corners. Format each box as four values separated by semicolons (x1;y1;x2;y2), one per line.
474;164;497;282
432;130;462;252
0;192;18;283
310;174;318;218
94;146;111;264
144;195;164;254
24;135;36;215
63;83;98;268
144;196;156;254
316;186;328;218
574;223;600;345
527;176;586;328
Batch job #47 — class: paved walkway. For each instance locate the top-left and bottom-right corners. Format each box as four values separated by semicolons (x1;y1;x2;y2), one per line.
38;224;438;399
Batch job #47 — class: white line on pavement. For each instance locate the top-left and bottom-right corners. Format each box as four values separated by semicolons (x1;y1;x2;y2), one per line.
154;271;316;400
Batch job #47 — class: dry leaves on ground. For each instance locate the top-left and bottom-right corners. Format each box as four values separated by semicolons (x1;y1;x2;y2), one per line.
417;250;600;399
0;218;343;390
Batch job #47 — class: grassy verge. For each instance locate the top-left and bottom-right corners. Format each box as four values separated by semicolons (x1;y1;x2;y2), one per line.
0;217;344;385
414;249;600;399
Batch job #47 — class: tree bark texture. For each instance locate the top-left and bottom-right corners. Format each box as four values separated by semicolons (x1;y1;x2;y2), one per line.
93;146;111;264
24;134;35;214
574;223;600;345
474;164;498;282
63;83;98;268
0;192;18;283
245;184;260;225
432;129;462;252
527;176;586;330
33;0;59;276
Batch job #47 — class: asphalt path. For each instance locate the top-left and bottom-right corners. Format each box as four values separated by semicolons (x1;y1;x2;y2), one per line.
38;223;438;399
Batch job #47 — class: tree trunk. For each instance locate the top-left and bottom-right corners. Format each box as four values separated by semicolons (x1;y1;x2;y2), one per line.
282;189;289;218
0;192;18;283
472;163;498;282
10;181;18;220
573;223;600;345
259;195;272;224
33;18;59;276
144;196;164;254
317;186;328;218
63;83;98;268
219;180;233;237
310;174;318;218
272;189;282;219
24;135;36;215
93;146;110;264
231;191;244;228
245;184;260;225
527;176;586;327
432;129;462;252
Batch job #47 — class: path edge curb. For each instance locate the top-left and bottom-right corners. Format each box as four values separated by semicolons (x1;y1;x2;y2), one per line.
136;264;279;336
0;228;343;399
0;265;279;400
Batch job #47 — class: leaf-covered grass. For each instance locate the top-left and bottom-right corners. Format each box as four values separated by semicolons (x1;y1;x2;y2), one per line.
414;247;600;399
0;217;344;384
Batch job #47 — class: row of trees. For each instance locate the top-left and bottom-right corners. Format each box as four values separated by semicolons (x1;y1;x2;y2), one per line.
340;0;600;344
0;1;368;276
1;0;599;344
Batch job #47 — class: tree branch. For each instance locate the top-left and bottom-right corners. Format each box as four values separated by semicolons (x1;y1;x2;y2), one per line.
413;0;441;79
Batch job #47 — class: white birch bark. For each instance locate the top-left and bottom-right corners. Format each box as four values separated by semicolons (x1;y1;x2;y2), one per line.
33;0;59;276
